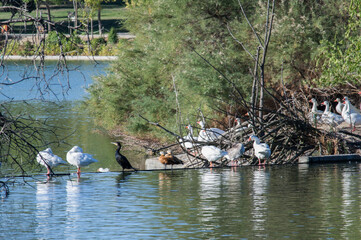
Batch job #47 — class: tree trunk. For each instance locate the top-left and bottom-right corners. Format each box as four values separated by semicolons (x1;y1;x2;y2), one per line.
91;17;93;38
98;8;102;36
73;0;78;30
44;1;52;32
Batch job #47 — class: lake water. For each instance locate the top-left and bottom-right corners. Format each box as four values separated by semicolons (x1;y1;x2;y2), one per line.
2;61;361;239
2;163;361;239
0;60;146;175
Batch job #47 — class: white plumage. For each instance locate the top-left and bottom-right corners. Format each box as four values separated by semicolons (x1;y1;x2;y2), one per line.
342;99;361;132
179;125;199;150
343;97;360;114
248;135;271;165
66;146;98;175
201;145;228;167
308;98;323;123
36;148;67;175
334;98;344;115
197;120;225;142
321;101;343;126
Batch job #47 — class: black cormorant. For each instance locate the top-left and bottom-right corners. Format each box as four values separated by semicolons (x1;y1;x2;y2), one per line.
111;142;137;172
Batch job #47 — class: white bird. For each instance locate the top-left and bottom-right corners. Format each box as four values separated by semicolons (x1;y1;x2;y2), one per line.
179;125;198;150
36;148;67;175
225;143;245;166
201;145;228;167
342;99;361;132
197;120;225;142
248;135;271;165
320;101;343;126
97;168;110;173
66;146;98;176
308;98;323;123
334;98;344;115
342;97;360;114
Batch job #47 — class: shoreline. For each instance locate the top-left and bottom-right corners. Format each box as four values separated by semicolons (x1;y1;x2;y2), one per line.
3;55;117;61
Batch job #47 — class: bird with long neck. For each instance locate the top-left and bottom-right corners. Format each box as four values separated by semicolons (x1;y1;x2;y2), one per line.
321;101;343;125
111;142;137;172
334;98;344;115
180;125;198;150
341;99;361;132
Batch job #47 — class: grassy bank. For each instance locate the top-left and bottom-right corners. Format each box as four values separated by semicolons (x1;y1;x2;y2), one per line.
0;3;127;34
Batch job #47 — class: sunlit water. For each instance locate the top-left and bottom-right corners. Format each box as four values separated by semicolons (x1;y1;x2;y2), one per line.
2;164;361;239
2;62;361;239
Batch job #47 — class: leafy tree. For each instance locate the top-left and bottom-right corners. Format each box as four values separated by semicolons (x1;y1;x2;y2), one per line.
317;0;361;86
86;0;352;138
108;26;117;44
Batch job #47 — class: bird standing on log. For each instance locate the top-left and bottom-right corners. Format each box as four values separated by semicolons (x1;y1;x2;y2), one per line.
36;148;67;175
66;146;98;177
111;142;137;172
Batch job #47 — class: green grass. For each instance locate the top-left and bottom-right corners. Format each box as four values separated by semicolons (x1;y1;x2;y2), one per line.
0;3;127;34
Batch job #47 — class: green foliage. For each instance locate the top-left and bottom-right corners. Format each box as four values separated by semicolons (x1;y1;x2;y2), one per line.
316;0;361;86
108;27;118;44
87;0;354;138
20;41;34;56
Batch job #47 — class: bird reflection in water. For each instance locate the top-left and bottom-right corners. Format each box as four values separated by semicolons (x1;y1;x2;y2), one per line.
158;171;183;204
115;172;133;197
251;168;270;232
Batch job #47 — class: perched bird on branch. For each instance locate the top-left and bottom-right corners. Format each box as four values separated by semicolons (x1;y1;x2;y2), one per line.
248;135;271;165
158;150;183;170
36;148;67;175
111;142;137;172
66;146;98;176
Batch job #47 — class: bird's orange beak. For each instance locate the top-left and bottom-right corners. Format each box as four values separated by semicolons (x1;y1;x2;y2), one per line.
185;126;189;129
358;91;361;95
334;99;338;102
245;112;249;116
308;99;312;103
321;102;325;105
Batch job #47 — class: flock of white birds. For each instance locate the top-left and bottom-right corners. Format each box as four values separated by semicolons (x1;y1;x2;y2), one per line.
181;120;271;167
36;94;361;175
309;93;361;132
